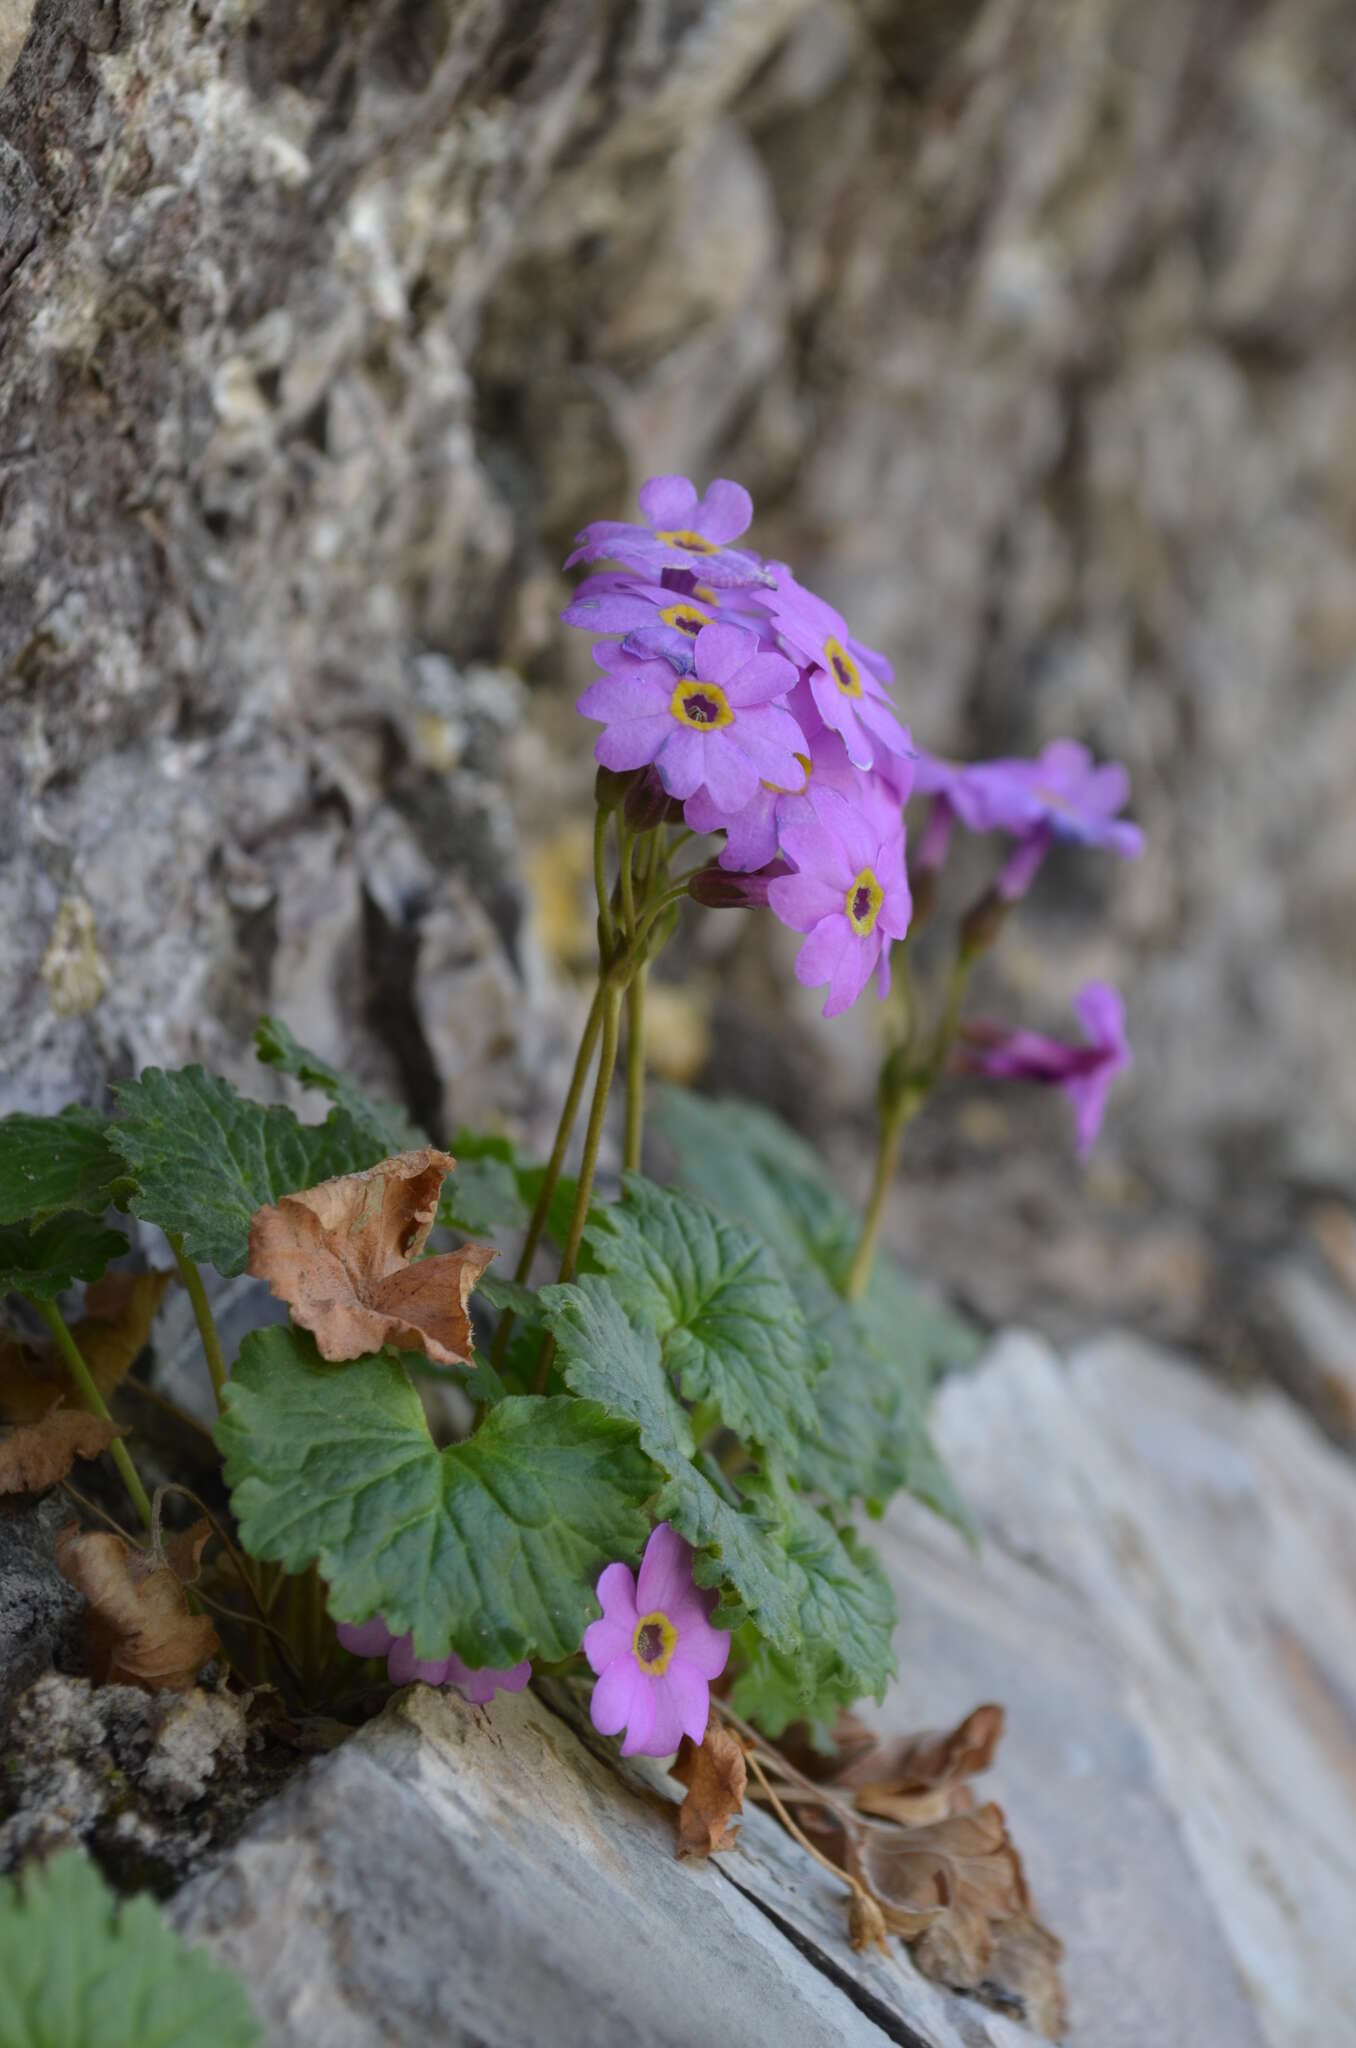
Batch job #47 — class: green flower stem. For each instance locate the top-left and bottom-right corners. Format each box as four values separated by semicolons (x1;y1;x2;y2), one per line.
624;960;648;1173
532;979;624;1392
617;820;638;940
32;1296;153;1529
168;1236;228;1410
593;805;616;958
843;1091;911;1303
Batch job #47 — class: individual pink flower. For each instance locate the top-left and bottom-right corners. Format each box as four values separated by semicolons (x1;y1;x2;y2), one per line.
576;623;804;814
565;475;769;588
562;573;725;667
769;787;912;1017
583;1523;730;1758
751;565;911;771
953;981;1131;1158
337;1617;531;1704
684;714;860;870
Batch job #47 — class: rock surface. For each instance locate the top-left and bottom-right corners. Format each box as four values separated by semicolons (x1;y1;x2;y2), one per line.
3;0;1355;1366
166;1330;1355;2047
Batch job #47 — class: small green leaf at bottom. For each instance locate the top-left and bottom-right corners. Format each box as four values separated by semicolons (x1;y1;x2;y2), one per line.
0;1848;259;2048
217;1325;655;1666
0;1217;129;1300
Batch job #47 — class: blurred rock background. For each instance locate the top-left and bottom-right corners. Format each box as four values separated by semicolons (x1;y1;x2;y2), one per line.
3;0;1355;1414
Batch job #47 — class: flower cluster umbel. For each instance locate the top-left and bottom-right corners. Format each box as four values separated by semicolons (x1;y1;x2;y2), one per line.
564;473;1142;1156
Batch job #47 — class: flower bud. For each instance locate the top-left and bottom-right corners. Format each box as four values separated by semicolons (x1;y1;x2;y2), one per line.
595;766;640;812
623;769;674;833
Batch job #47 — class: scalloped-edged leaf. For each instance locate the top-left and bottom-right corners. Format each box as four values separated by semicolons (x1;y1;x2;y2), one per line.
539;1277;803;1649
110;1067;389;1275
0;1847;259;2047
217;1325;654;1666
0;1106;133;1228
0;1217;129;1301
655;1086;977;1527
439;1134;530;1237
254;1016;423;1152
583;1175;823;1455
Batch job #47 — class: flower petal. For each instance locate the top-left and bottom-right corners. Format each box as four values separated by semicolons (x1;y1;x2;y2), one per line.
596;1560;639;1623
617;1675;659;1757
591;1656;645;1738
721;650;800;707
594;718;673;773
823;930;878;1018
767;869;842;931
654;725;708;799
584;1614;636;1675
638;474;699;530
665;1657;717;1743
693;622;760;686
387;1636;453;1686
636;1522;695;1616
794;915;853;993
336;1616;397;1659
694;478;754;544
669;1611;730;1681
701;738;760;816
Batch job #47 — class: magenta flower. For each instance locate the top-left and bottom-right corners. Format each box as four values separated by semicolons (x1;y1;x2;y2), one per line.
577;623;804;814
752;565;910;771
337;1617;532;1705
954;981;1131;1158
769;787;912;1017
583;1523;730;1758
684;719;860;870
565;475;768;589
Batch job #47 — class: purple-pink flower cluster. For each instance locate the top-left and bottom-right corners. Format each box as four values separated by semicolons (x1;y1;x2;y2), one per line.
336;1616;531;1704
564;475;1143;1023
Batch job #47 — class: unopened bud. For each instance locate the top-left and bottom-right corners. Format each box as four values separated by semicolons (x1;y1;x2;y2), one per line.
623;770;672;833
595;766;639;812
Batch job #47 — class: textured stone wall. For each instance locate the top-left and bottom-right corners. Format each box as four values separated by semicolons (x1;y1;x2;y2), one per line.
3;0;1354;1343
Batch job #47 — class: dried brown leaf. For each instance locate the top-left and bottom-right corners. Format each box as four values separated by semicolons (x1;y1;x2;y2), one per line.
0;1269;172;1425
247;1148;495;1365
854;1784;976;1827
854;1802;1029;1936
0;1410;125;1493
161;1517;212;1587
54;1524;219;1692
910;1901;995;1988
671;1726;747;1859
984;1912;1067;2041
838;1703;1004;1801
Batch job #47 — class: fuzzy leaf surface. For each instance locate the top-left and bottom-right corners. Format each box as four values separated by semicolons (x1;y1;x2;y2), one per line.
539;1277;803;1648
0;1107;133;1228
584;1175;822;1454
217;1324;653;1665
0;1218;129;1301
110;1067;388;1275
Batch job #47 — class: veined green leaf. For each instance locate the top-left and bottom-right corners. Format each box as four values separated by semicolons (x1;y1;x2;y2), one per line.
254;1016;423;1152
539;1277;804;1648
217;1325;654;1666
110;1067;389;1275
583;1174;823;1455
0;1217;129;1301
0;1106;133;1227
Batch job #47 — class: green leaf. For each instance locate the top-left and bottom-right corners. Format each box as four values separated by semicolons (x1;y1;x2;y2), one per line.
726;1626;859;1747
110;1067;390;1275
253;1017;423;1153
0;1106;133;1227
0;1847;259;2048
439;1141;529;1236
0;1217;129;1300
655;1086;977;1526
539;1277;804;1648
583;1175;823;1455
217;1325;655;1666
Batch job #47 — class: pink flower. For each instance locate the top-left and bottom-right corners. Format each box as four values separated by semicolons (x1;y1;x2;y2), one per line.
769;787;912;1017
684;715;860;871
565;475;769;589
583;1523;730;1758
954;981;1131;1158
337;1617;531;1705
562;573;726;667
577;623;804;814
752;565;911;771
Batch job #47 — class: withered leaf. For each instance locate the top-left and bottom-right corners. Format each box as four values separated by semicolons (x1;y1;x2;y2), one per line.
983;1912;1067;2042
55;1525;219;1692
854;1801;1029;1939
161;1517;212;1588
0;1269;172;1425
0;1410;125;1494
671;1726;747;1859
248;1148;495;1365
838;1703;1004;1799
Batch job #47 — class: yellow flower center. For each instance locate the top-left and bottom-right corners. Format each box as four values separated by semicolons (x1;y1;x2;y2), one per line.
760;751;812;796
632;1610;677;1675
655;528;719;555
669;678;734;730
824;637;862;697
691;582;721;604
845;866;883;936
658;600;713;639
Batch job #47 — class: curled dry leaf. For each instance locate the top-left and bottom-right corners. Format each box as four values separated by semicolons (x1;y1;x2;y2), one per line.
161;1516;212;1588
671;1726;747;1859
838;1702;1004;1799
54;1524;219;1692
248;1148;494;1365
855;1800;1029;1940
0;1269;172;1425
0;1410;125;1493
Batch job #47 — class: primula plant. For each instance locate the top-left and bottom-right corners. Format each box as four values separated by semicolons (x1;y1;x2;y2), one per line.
0;473;1138;2027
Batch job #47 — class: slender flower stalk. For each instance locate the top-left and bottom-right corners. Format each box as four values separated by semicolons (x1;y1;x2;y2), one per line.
533;978;624;1391
168;1234;228;1409
625;962;648;1173
32;1296;152;1528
